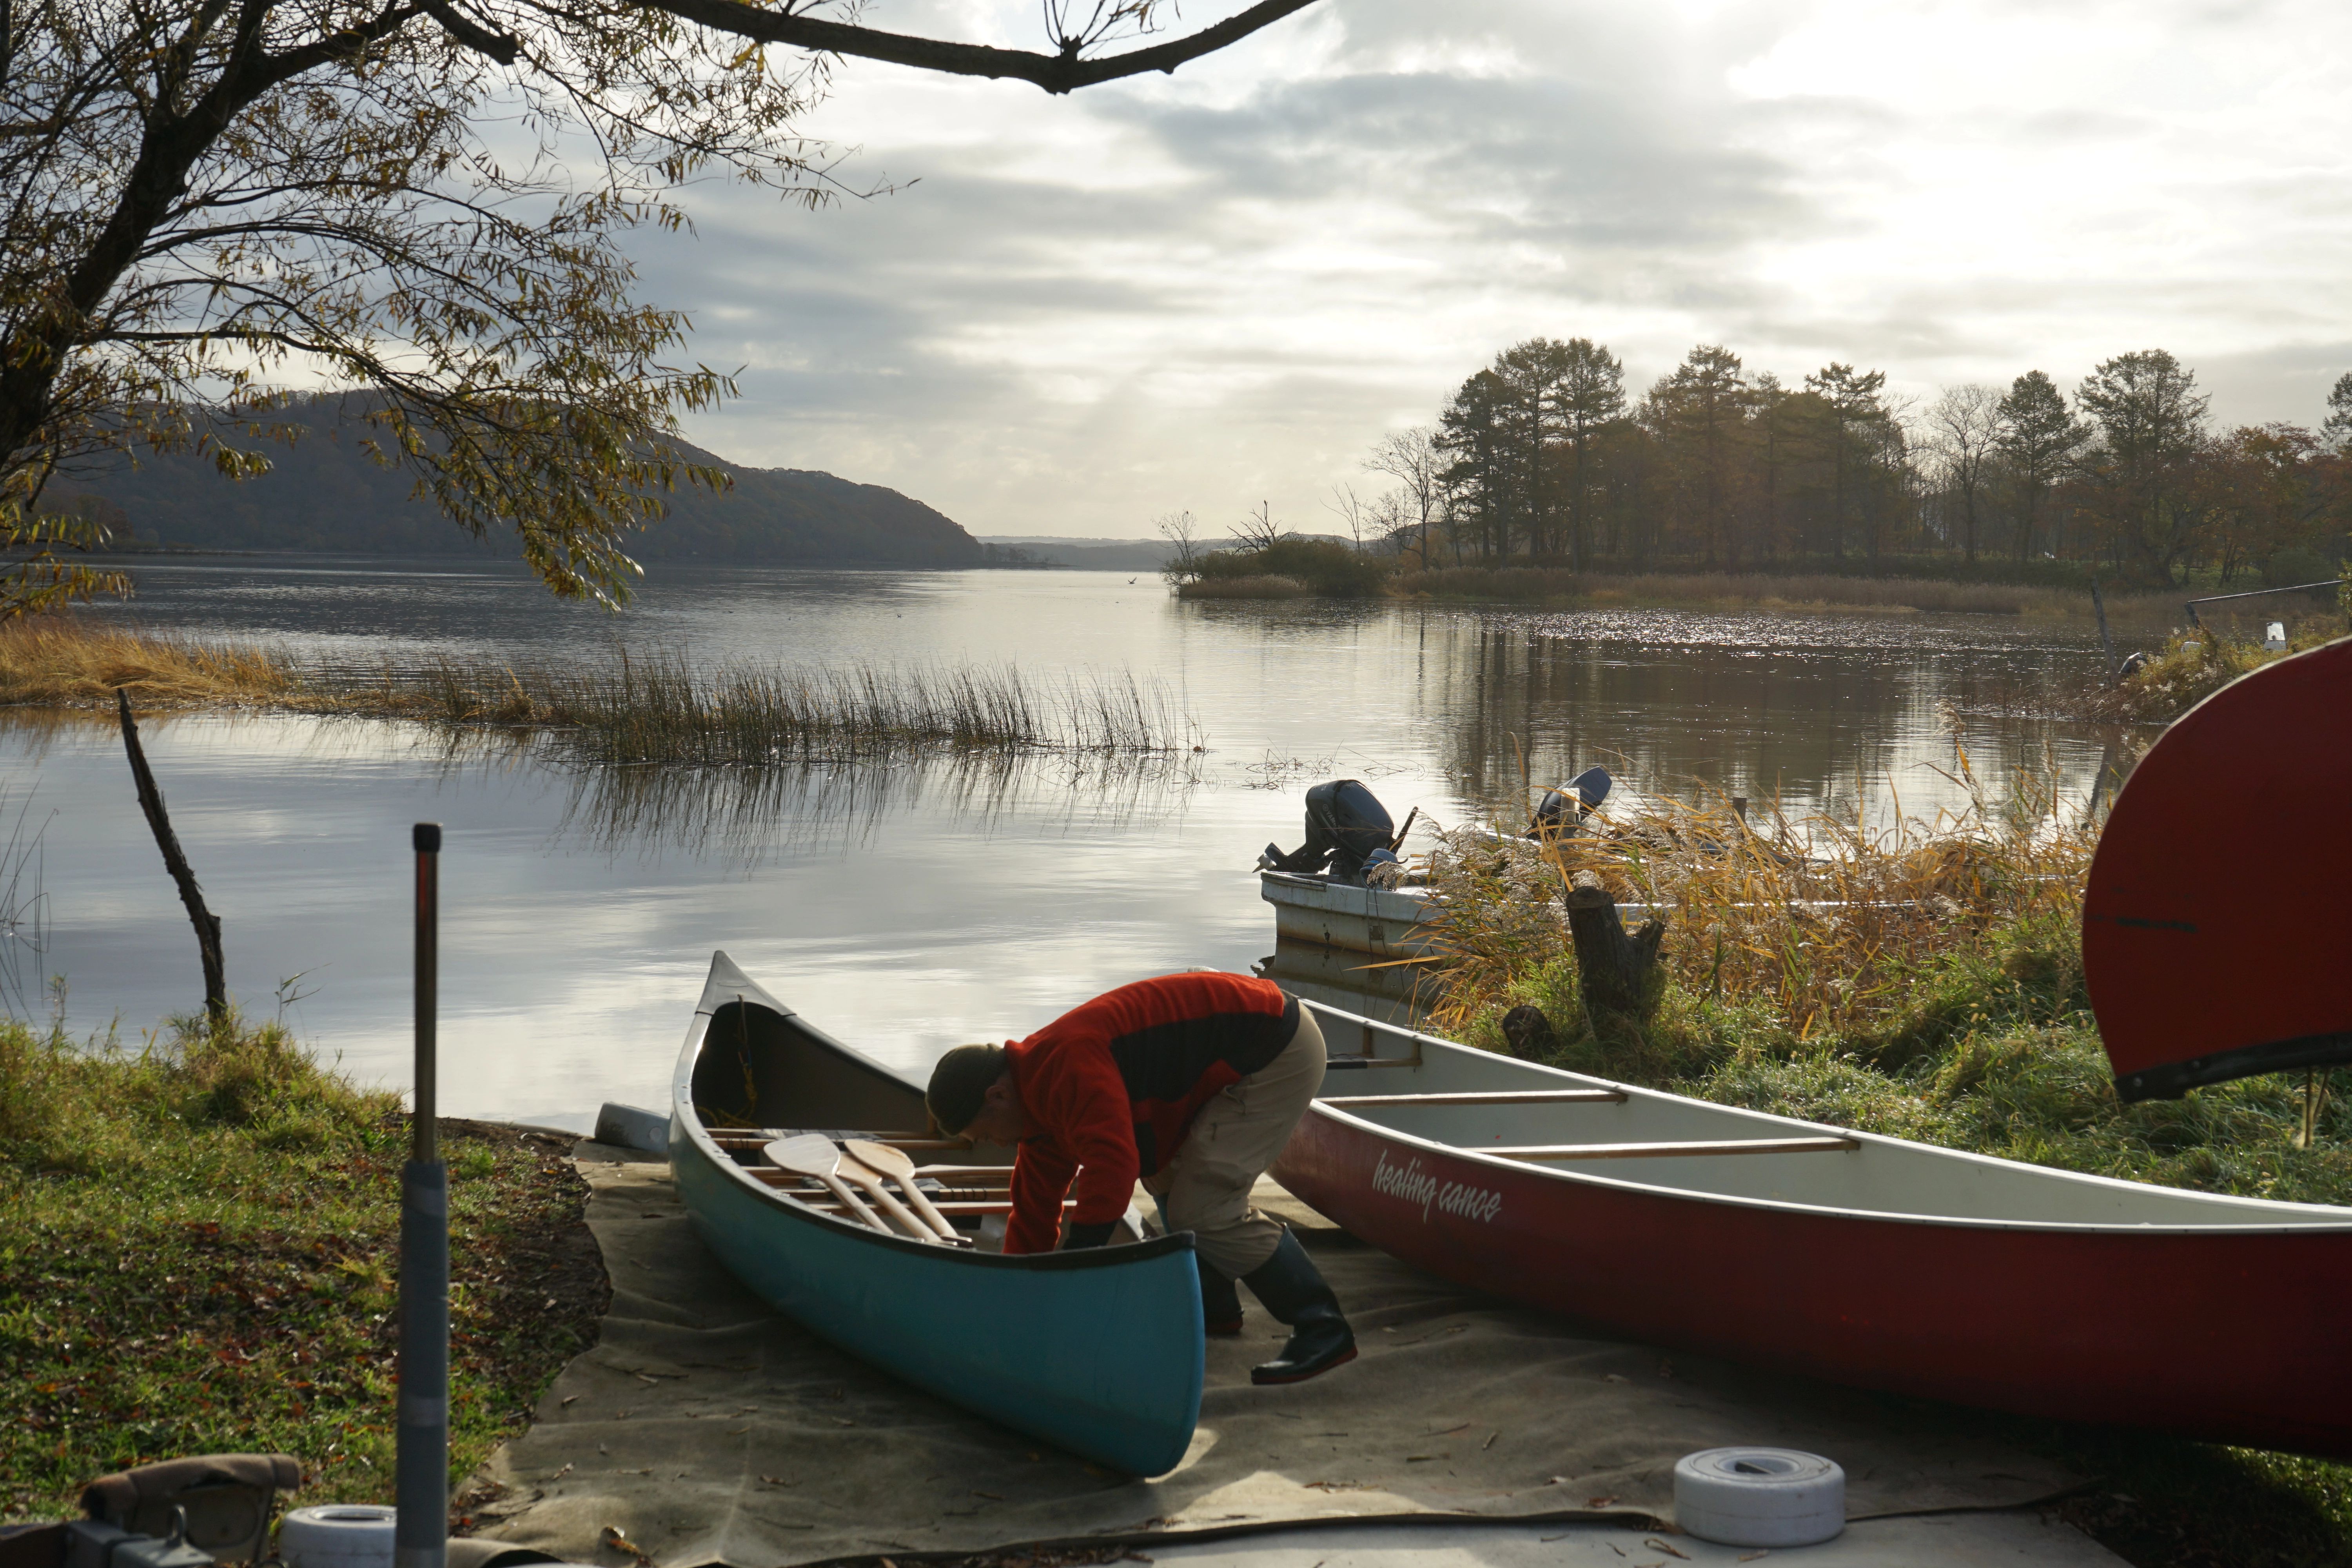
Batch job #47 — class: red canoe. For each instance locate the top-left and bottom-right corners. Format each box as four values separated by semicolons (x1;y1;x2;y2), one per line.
1272;1003;2352;1457
2086;637;2352;1101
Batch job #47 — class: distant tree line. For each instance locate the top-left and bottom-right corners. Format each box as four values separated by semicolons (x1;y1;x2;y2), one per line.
1355;343;2352;587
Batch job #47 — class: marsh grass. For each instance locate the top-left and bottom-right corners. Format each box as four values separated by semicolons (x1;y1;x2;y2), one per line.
1392;566;2181;621
0;1013;600;1519
0;620;301;708
399;648;1197;764
0;621;1198;764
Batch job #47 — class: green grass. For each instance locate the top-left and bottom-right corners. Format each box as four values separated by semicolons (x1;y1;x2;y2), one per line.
0;1014;600;1521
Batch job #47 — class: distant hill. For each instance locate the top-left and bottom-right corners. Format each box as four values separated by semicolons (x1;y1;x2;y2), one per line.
54;401;987;569
978;537;1174;572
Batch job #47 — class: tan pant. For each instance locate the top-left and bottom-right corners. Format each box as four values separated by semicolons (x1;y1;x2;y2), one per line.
1147;1005;1326;1278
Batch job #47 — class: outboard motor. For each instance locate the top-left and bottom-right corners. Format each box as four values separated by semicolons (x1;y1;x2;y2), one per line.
1528;765;1612;841
1261;779;1396;884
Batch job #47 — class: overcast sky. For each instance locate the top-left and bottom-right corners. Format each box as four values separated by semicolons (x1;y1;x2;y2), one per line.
636;0;2352;540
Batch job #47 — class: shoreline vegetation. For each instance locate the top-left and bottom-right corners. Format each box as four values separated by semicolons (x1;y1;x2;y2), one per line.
0;621;1199;762
0;1013;601;1520
1409;770;2352;1563
1174;551;2335;627
1390;565;2183;618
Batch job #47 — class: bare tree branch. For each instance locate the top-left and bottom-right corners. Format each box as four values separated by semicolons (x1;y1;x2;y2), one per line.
632;0;1321;94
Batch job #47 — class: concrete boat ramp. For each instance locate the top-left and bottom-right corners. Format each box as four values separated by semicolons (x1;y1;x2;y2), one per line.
457;1140;2121;1568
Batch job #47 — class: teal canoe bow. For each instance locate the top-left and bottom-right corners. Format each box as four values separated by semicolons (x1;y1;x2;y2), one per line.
668;951;1206;1476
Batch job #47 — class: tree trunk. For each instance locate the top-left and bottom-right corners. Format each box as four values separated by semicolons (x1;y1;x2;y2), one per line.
1563;869;1665;1020
116;688;227;1022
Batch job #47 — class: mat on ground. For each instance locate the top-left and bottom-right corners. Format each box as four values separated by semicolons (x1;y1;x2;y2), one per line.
456;1144;2077;1568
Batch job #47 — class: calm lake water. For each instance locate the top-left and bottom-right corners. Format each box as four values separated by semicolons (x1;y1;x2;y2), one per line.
7;556;2117;1122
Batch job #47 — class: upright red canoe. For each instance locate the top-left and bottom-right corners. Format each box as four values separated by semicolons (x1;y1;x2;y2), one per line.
2084;637;2352;1101
1274;1003;2352;1457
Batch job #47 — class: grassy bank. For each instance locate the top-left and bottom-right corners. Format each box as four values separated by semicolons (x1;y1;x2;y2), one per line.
0;622;1197;763
1412;772;2352;1564
1391;565;2187;621
0;1014;601;1521
2091;622;2348;724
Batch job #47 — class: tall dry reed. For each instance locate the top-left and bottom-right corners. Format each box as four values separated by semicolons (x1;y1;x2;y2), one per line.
1419;735;2097;1063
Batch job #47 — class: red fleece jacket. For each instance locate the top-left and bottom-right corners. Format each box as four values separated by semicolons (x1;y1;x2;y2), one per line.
1002;972;1299;1254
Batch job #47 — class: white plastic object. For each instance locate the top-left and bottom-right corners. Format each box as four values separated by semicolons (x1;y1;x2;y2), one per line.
1672;1446;1845;1548
2265;622;2288;651
278;1505;397;1568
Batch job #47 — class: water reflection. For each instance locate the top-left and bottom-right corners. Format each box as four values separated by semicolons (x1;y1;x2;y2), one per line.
551;748;1205;866
1410;609;2109;829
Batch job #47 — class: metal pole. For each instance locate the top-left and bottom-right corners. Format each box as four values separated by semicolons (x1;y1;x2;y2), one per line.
396;823;447;1568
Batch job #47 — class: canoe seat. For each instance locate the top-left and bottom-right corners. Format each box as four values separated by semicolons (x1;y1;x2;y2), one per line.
1323;1089;1628;1108
1487;1136;1860;1162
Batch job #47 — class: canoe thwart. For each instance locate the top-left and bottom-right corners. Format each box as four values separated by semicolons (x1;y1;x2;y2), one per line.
1487;1136;1862;1162
711;1127;962;1147
793;1197;1080;1217
1323;1057;1425;1071
1323;1089;1630;1107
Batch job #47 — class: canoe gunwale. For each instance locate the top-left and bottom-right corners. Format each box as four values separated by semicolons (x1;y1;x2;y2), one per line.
1300;1002;2352;1238
672;952;1195;1274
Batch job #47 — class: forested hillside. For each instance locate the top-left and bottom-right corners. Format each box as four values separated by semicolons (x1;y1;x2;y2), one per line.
53;401;985;568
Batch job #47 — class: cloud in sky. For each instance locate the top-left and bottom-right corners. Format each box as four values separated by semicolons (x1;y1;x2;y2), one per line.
635;0;2352;537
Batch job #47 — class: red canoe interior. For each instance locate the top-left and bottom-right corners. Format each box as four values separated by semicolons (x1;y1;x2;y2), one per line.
2083;637;2352;1101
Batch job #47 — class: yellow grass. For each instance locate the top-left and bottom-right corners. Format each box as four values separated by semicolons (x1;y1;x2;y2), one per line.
0;620;305;708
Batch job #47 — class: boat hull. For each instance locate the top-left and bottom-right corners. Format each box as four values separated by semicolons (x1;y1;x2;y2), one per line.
1259;870;1438;959
670;953;1205;1476
1274;1007;2352;1458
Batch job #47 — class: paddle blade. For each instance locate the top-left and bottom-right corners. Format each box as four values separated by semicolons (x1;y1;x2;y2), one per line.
843;1138;911;1177
2084;637;2352;1101
763;1134;840;1177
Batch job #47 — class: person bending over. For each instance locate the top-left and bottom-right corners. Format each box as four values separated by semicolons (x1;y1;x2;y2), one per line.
924;971;1356;1385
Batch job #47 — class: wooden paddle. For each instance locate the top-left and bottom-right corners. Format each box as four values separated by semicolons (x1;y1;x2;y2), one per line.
833;1147;945;1243
846;1138;965;1243
762;1135;887;1233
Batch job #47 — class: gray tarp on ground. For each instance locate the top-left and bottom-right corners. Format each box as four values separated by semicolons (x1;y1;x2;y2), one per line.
460;1145;2077;1568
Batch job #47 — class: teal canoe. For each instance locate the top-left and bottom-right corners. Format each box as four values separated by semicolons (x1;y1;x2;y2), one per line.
667;951;1206;1476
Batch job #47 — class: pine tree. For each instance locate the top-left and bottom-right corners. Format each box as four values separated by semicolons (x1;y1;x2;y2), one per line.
1994;372;2084;562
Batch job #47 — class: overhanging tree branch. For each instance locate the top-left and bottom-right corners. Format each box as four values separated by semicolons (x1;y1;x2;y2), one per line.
419;0;519;63
630;0;1321;94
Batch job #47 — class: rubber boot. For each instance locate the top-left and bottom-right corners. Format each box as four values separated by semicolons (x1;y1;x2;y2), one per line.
1239;1227;1357;1385
1200;1258;1244;1338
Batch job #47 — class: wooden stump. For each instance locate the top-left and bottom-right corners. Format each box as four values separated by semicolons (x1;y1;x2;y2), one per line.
1563;869;1666;1020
